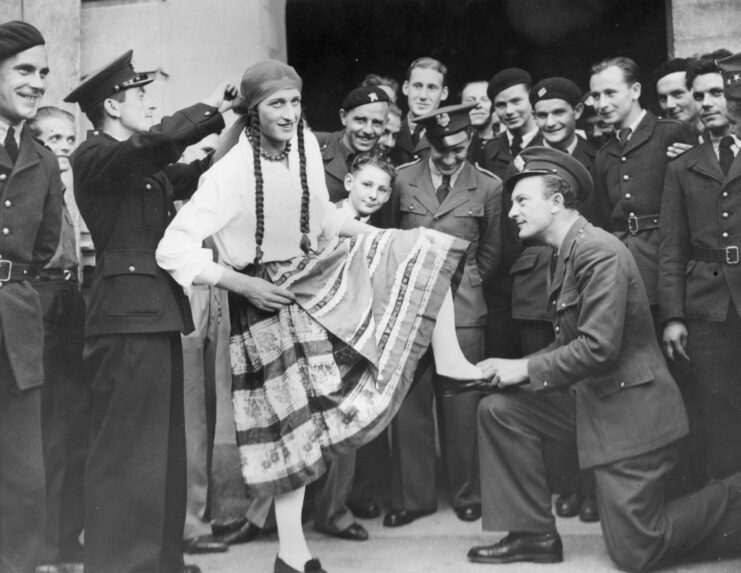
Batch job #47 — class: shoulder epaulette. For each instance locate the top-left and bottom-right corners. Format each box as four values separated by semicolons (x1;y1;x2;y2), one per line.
396;157;422;170
473;162;499;180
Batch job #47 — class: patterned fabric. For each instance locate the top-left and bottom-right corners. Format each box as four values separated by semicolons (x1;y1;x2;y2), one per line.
229;228;468;496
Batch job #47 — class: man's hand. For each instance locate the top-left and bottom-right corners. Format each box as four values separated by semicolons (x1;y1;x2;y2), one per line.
663;320;690;361
202;81;238;114
477;358;529;388
666;142;694;159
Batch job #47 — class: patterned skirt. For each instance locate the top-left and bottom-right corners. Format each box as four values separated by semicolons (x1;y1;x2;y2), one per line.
229;228;468;497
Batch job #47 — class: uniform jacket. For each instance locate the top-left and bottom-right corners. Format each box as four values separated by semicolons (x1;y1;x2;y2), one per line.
510;137;598;321
315;130;353;203
659;139;741;324
391;115;430;166
388;159;502;327
72;103;224;337
590;111;694;304
479;130;545;180
0;125;63;390
527;217;688;468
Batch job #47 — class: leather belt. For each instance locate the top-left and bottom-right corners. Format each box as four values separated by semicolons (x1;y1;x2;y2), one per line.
692;246;739;265
614;214;660;235
0;259;34;282
34;267;78;281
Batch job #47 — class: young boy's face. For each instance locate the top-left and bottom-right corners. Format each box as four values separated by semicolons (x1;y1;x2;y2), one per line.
344;164;392;217
36;115;76;172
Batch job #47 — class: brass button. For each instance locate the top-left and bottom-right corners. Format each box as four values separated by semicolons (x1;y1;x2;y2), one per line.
204;111;211;116
145;184;152;190
543;381;549;387
554;326;560;333
624;193;631;199
723;212;729;218
622;174;629;181
4;200;10;208
619;382;625;388
2;227;9;235
409;204;414;210
128;265;136;272
723;232;729;239
0;174;6;181
621;156;627;162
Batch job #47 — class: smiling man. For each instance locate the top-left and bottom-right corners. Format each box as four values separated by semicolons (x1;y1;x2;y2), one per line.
0;21;64;573
65;50;234;573
316;85;389;202
653;58;702;134
462;80;500;166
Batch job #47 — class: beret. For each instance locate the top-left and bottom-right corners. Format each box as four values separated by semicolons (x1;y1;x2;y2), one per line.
652;58;689;85
718;52;741;101
487;68;532;100
415;102;476;141
235;60;302;113
506;146;593;203
64;50;152;113
341;86;389;112
530;77;582;108
0;21;44;62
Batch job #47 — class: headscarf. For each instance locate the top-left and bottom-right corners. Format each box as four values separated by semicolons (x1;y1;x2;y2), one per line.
214;60;302;162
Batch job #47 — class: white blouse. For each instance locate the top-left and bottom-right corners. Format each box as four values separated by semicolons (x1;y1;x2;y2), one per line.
157;129;348;289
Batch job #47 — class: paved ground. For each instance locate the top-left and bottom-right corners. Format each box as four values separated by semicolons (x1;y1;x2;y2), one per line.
186;501;741;573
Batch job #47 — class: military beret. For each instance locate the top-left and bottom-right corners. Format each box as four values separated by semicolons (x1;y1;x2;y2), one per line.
0;21;44;62
718;51;741;101
487;68;532;100
505;146;593;203
652;58;689;85
530;77;582;108
415;102;476;141
341;86;389;112
64;50;153;113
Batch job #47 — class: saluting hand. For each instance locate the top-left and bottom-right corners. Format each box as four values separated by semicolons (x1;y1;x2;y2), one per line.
662;320;690;362
202;81;238;114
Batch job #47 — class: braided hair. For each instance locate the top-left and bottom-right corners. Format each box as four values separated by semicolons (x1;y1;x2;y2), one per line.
247;110;312;267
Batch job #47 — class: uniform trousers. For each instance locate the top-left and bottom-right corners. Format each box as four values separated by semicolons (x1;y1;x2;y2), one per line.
390;326;483;512
33;278;88;561
349;431;390;508
0;347;45;573
84;333;186;573
478;390;741;572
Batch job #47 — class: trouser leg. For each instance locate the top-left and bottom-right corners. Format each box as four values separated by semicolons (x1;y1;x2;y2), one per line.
312;453;356;533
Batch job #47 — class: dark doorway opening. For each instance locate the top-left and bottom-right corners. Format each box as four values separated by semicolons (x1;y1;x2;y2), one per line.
286;0;668;131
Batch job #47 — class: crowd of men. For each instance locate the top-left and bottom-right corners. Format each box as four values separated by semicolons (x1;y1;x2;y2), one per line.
1;15;741;573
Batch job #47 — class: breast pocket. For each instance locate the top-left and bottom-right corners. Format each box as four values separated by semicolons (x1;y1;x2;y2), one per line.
399;197;430;228
129;178;166;229
453;203;485;239
553;286;578;338
102;251;163;317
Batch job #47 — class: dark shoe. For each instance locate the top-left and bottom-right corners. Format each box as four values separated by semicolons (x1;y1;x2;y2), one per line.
211;516;247;536
183;565;202;573
439;376;497;397
382;508;435;527
468;531;563;564
579;495;599;522
183;535;229;554
216;519;263;545
555;491;583;518
274;556;327;573
324;522;368;541
455;503;481;522
348;501;381;519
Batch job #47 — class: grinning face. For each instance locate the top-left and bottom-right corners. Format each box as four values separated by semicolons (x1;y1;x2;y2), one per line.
534;98;581;150
35;115;76;172
429;130;471;175
340;101;388;153
509;175;555;242
493;83;533;133
461;81;492;128
589;65;641;128
256;88;302;153
692;72;730;135
403;67;448;118
377;112;401;155
0;45;48;126
656;71;696;123
344;163;392;217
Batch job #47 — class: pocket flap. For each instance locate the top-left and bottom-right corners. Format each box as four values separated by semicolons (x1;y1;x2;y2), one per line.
454;204;484;217
509;251;540;275
103;251;159;277
591;364;655;399
556;287;578;311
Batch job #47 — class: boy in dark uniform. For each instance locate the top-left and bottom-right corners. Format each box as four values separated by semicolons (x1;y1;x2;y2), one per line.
65;50;235;573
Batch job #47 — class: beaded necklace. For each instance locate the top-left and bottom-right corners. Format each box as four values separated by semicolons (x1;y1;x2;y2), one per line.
245;128;291;161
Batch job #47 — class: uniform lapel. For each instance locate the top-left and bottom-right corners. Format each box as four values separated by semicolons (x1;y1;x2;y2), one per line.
322;135;349;186
408;163;439;215
688;139;724;184
8;126;40;179
723;147;741;186
621;111;655;156
548;216;586;298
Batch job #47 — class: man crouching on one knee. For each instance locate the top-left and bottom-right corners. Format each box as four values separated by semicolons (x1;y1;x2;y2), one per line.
470;146;741;572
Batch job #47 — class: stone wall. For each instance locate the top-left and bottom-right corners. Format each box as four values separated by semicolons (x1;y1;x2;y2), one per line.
669;0;741;57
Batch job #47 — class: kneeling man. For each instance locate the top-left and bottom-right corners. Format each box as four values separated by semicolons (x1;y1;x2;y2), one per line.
470;147;741;572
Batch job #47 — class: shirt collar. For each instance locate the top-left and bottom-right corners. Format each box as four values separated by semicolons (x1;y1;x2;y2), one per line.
0;119;23;147
543;136;578;155
428;158;465;189
618;109;646;142
339;198;370;222
506;126;539;147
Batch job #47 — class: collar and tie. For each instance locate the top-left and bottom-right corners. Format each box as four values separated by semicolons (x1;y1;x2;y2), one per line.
436;174;451;204
617;127;632;146
719;135;735;176
510;133;523;157
4;127;18;165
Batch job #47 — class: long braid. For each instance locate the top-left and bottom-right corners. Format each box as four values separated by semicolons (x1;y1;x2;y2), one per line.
248;111;265;267
297;117;312;255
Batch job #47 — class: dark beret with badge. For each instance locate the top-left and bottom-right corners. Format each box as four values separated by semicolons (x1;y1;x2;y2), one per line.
530;77;582;108
414;102;477;147
341;86;390;112
487;68;532;101
64;49;153;113
0;20;44;62
506;146;593;203
718;51;741;101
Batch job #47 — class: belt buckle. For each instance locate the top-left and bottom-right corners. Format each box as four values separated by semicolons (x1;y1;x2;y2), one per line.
0;260;12;282
726;246;739;265
627;215;639;235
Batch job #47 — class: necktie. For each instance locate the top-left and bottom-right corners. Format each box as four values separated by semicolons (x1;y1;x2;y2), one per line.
436;174;451;204
4;127;18;165
412;122;424;147
510;133;523;157
719;136;735;176
617;127;632;146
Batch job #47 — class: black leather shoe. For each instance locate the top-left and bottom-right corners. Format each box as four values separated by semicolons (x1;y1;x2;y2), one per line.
455;503;481;522
579;495;599;522
382;508;435;527
183;535;229;554
348;501;381;519
468;532;563;564
439;376;497;397
212;516;247;536
216;519;263;545
323;521;368;541
555;491;583;518
274;556;327;573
